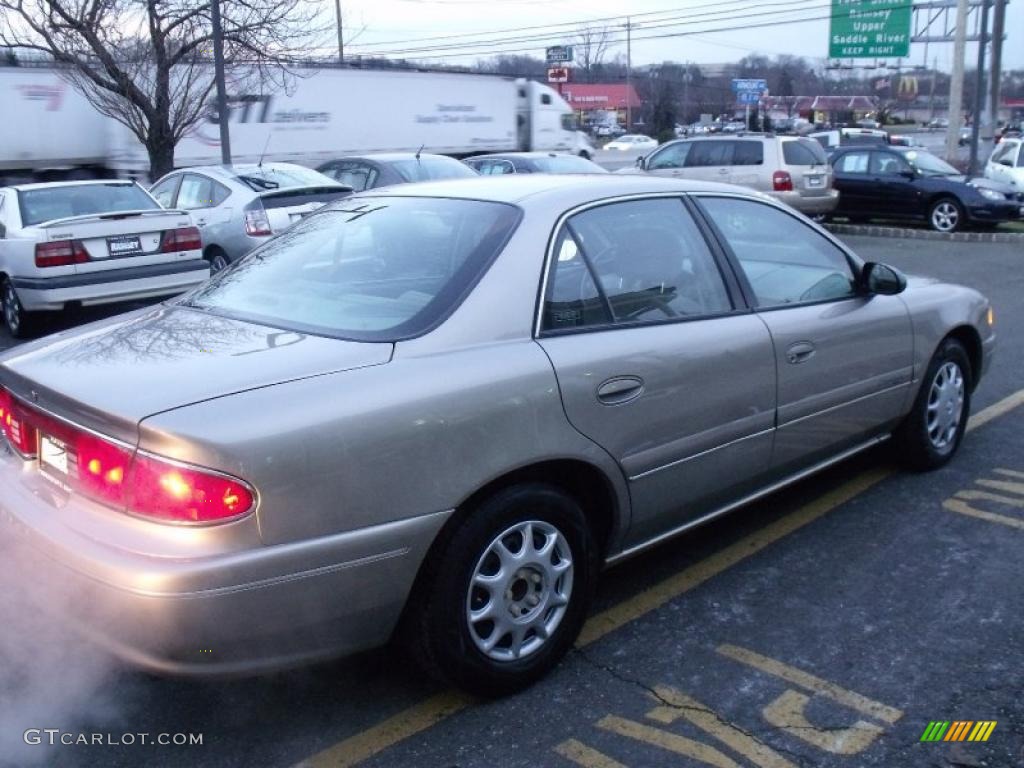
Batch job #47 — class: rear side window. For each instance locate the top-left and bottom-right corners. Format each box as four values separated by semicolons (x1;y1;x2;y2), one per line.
541;198;732;332
731;141;763;166
836;152;870;174
685;142;733;167
17;183;158;226
783;140;828;166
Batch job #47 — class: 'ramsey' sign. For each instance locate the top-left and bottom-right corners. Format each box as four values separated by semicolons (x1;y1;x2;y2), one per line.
829;0;911;59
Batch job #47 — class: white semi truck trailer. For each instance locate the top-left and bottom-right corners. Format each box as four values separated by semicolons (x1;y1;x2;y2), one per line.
0;65;593;182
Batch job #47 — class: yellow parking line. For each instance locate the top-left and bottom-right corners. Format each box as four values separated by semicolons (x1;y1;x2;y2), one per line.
975;478;1024;497
953;489;1024;508
597;715;742;768
942;498;1024;530
993;468;1024;480
553;738;629;768
715;645;903;725
300;388;1024;768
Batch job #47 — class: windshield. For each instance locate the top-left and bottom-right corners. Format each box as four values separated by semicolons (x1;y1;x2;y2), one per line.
233;166;337;191
390;157;478;183
18;183;158;226
182;197;521;341
560;114;578;131
532;155;604;173
905;151;959;176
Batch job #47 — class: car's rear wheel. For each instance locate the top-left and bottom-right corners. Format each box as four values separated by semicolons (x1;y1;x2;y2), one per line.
1;277;33;339
205;246;230;274
406;483;598;696
929;198;964;233
893;338;972;470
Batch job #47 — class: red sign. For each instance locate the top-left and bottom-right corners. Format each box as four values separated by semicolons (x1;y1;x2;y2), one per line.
547;67;569;84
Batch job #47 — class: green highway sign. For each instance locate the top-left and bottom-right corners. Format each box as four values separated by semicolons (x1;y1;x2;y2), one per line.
829;0;912;59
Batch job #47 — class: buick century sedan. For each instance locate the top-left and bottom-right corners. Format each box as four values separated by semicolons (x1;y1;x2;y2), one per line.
0;176;994;695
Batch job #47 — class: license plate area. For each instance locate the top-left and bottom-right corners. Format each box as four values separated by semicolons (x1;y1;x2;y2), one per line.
805;175;824;188
107;235;143;257
39;433;75;491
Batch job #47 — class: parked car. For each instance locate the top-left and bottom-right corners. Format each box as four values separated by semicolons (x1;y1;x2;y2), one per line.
927;117;950;132
0;180;208;337
317;153;478;192
888;135;926;148
721;121;747;133
150;163;350;273
985;137;1023;189
604;134;658;151
593;124;624;138
627;134;838;216
810;127;889;155
0;175;994;694
830;146;1022;232
857;118;882;130
464;152;607;175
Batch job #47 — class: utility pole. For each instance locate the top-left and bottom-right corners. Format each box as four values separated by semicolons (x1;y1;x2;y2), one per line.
211;0;232;165
989;0;1006;130
929;56;937;122
968;0;990;176
944;0;969;162
624;17;633;130
683;62;690;131
335;0;344;63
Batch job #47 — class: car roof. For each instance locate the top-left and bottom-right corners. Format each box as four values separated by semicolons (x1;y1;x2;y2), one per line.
469;152;584;160
176;162;316;180
326;153;458;163
6;179;138;192
358;174;756;207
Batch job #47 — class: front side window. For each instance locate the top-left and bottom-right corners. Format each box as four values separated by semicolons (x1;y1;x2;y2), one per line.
699;196;856;307
836;152;870;174
870;152;912;175
541;198;732;332
150;175;181;207
17;183;159;226
475;160;515;176
647;142;692;170
182;197;521;341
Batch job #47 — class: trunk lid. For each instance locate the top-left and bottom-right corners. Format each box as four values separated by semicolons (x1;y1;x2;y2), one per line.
0;304;392;443
254;186;352;233
33;209;197;270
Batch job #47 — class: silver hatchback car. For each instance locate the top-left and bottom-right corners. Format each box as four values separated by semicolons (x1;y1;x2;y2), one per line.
0;176;993;695
149;162;351;272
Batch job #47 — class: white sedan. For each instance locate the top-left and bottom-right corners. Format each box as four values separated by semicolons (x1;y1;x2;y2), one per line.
0;180;209;337
985;137;1023;190
604;134;659;151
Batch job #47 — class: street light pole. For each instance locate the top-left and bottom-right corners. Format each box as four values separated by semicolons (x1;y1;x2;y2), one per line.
624;17;632;131
968;0;990;176
335;0;344;62
211;0;232;165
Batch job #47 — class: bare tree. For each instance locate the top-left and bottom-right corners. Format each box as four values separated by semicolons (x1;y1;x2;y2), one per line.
0;0;328;179
574;25;611;83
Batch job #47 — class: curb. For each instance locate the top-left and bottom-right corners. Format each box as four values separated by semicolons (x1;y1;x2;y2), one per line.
825;222;1024;244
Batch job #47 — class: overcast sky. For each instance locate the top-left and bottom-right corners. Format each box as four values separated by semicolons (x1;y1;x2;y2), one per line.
336;0;1023;75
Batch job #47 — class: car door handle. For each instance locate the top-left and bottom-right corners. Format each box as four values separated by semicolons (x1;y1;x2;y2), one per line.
717;168;730;175
786;342;816;364
596;376;644;405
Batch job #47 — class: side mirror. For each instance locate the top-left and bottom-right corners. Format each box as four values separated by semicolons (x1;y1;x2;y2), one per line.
862;262;907;295
635;155;646;170
899;169;917;180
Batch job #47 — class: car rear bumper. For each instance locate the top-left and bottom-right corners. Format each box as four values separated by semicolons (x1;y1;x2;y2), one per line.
0;446;449;676
12;259;210;311
771;189;840;214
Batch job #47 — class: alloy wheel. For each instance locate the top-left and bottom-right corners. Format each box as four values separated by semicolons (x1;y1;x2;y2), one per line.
466;520;574;662
926;361;964;450
2;281;20;335
931;201;960;232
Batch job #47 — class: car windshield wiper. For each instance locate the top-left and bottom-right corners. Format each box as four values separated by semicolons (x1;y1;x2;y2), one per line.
238;175;280;191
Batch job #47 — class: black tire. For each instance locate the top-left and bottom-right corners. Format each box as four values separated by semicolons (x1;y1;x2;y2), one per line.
928;197;964;233
1;277;34;339
892;338;972;471
205;246;230;274
405;483;599;697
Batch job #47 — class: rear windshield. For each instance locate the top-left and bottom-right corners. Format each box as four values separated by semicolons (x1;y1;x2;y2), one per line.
233;166;337;191
531;155;605;173
18;183;158;226
181;197;521;341
389;157;478;183
783;139;828;166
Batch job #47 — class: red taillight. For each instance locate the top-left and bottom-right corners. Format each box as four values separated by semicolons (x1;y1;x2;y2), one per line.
772;170;794;192
161;226;202;253
35;239;90;267
0;387;254;524
244;209;272;237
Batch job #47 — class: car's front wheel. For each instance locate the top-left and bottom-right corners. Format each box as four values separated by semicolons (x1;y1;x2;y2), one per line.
1;277;33;339
893;338;972;470
929;197;964;233
406;483;598;696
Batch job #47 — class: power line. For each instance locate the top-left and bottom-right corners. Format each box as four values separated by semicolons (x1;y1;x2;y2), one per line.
349;0;822;51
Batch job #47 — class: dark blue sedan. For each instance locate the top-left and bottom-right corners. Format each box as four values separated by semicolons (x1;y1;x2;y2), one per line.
829;146;1022;232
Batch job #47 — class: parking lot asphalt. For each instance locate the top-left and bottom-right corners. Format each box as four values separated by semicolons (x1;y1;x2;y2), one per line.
1;235;1022;768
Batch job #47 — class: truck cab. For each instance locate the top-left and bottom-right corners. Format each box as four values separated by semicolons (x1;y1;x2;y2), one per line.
516;80;592;158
